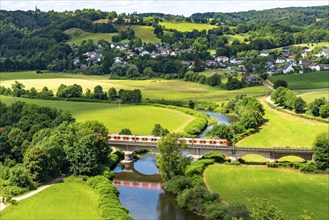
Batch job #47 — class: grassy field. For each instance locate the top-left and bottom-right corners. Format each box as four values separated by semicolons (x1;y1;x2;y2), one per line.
204;165;329;220
67;33;118;45
0;71;269;102
0;95;193;135
297;88;329;103
131;25;161;44
159;22;217;32
1;180;103;219
290;41;329;50
237;99;328;148
269;70;329;90
225;34;249;44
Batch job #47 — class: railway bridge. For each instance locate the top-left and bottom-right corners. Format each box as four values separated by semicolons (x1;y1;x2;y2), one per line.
108;139;314;161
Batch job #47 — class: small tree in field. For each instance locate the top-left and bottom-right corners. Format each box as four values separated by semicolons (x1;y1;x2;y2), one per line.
294;97;307;113
313;132;329;170
273;80;288;89
119;128;132;135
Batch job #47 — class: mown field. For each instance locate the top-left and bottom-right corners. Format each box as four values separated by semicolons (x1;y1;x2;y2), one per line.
66;25;161;45
67;33;117;45
159;22;217;32
1;181;103;219
0;95;193;135
297;88;329;103
0;71;269;102
237;99;328;148
204;165;329;220
269;70;329;90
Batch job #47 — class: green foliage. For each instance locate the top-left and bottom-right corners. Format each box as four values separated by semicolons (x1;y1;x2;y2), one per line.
156;133;192;181
313;132;329;170
206;124;233;141
273;80;288;89
151;124;169;136
294;97;307;113
177;186;220;214
202;152;226;163
183;116;208;136
309;97;326;117
226;77;244;90
164;175;193;195
319;103;329;118
119;128;132;135
56;84;83;98
249;198;286;220
86;176;133;220
185;159;215;176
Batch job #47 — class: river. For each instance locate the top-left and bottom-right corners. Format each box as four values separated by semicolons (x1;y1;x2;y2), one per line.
198;111;233;138
113;153;204;220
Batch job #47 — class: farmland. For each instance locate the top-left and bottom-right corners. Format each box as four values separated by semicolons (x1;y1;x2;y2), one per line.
204;165;329;220
269;70;329;90
67;33;118;45
0;71;269;102
0;95;194;135
159;22;217;32
1;180;103;219
130;25;161;44
236;99;328;148
297;88;329;103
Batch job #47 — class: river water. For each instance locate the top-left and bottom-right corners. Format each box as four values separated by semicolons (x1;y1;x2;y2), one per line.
198;111;233;138
113;153;204;220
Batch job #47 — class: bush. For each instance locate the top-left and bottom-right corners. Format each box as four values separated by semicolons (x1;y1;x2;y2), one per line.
164;175;193;195
202;152;226;163
267;162;279;168
184;116;208;136
185;159;215;176
177;186;220;214
299;162;317;173
132;148;151;156
86;176;133;220
2;186;28;197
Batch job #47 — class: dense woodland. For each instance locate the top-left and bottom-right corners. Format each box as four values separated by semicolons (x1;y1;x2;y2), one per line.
0;6;328;75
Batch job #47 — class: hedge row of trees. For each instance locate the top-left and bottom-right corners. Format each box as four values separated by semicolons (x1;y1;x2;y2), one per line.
271;87;329;118
206;95;265;144
0;81;142;104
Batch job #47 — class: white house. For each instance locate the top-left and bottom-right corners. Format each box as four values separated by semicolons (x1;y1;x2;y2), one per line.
282;63;295;74
216;56;229;63
259;51;273;57
275;56;287;64
309;64;321;71
315;48;329;58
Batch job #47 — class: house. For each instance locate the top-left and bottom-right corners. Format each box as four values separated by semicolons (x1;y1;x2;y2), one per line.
301;49;313;58
80;64;87;70
315;48;329;58
287;54;296;62
245;76;260;85
275;56;287;64
230;57;245;64
113;57;123;63
206;60;218;67
216;56;229;63
125;51;136;58
282;46;290;52
282;62;295;74
181;61;192;67
140;51;150;56
267;69;278;76
73;57;80;65
259;51;273;57
319;64;329;70
170;51;177;57
265;61;275;69
309;64;321;71
299;59;311;68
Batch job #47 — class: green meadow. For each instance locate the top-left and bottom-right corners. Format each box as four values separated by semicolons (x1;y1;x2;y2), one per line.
1;181;103;219
0;71;269;102
131;25;161;44
159;22;217;32
67;33;118;45
237;99;328;148
297;88;329;103
205;165;329;220
269;70;329;90
0;95;193;135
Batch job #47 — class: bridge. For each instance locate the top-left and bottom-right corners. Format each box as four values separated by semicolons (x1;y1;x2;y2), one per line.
108;139;314;162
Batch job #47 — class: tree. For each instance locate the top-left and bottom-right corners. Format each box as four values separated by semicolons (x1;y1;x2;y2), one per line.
24;146;50;182
156;133;191;181
309;97;326;117
319;103;329;118
11;81;26;97
313;132;329;170
152;124;169;137
206;124;234;142
93;85;107;100
119;128;132;135
108;87;117;101
294;97;307;113
273;80;288;89
249;198;286;220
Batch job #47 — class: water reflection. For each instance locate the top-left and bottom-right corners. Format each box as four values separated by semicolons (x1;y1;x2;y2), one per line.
114;153;204;220
199;111;233;138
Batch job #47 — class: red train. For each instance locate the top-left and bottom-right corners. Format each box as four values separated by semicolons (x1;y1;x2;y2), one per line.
106;134;228;146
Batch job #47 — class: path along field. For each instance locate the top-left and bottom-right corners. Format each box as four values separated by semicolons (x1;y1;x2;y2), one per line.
236;99;328;148
0;95;193;135
204;165;329;220
0;180;103;219
0;71;269;102
269;70;329;90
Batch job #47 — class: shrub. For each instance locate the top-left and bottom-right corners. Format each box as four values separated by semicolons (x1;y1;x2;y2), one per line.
202;152;226;163
267;162;279;168
185;159;215;176
164;175;193;195
299;162;317;173
86;176;133;220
